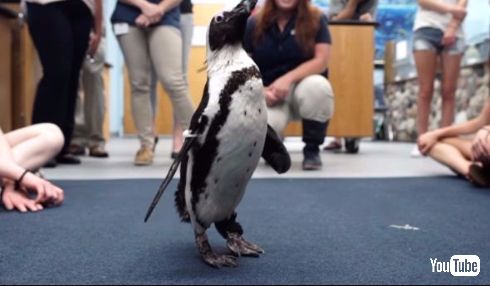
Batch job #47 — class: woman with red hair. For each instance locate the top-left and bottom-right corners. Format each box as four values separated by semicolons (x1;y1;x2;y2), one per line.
244;0;335;171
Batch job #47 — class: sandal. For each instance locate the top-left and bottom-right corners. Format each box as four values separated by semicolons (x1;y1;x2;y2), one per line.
468;164;490;188
323;140;342;151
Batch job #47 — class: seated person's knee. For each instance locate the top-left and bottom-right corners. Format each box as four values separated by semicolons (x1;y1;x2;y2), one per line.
40;123;64;152
295;75;334;122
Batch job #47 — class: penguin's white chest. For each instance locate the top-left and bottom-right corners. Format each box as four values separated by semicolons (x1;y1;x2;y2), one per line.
192;76;267;224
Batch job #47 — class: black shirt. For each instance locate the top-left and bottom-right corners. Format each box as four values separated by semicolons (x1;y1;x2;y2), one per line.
180;0;193;14
243;13;331;86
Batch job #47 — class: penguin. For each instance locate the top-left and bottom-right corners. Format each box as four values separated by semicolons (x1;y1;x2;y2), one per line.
145;0;291;268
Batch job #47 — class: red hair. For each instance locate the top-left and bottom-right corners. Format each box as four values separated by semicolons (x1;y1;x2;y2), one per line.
253;0;322;55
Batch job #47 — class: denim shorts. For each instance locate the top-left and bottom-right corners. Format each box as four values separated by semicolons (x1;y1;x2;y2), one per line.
413;27;465;55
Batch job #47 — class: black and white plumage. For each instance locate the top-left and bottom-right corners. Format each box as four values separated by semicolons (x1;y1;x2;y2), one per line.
145;0;291;268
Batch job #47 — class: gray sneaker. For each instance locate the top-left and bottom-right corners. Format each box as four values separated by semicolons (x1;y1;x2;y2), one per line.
302;151;322;171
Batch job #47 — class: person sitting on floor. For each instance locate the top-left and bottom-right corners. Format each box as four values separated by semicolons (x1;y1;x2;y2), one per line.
418;97;490;187
0;124;65;212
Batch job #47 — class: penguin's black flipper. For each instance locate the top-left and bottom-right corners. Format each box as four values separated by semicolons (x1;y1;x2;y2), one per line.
144;81;210;222
145;136;196;222
262;125;291;174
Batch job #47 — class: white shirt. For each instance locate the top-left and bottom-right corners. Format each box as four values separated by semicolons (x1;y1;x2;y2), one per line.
413;0;464;38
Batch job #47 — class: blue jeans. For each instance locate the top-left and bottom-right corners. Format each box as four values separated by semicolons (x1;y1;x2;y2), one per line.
413;27;465;55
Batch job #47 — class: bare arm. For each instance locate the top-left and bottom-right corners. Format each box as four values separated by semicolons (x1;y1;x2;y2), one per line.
119;0;162;22
122;0;182;26
418;0;458;14
265;43;330;105
332;0;360;20
0;128;64;210
0;129;25;182
418;0;466;18
433;100;490;139
447;0;468;29
440;0;467;46
418;100;490;155
158;0;182;13
93;0;103;36
87;0;103;57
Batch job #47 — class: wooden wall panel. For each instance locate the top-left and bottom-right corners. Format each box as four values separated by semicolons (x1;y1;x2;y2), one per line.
327;25;374;137
0;17;12;131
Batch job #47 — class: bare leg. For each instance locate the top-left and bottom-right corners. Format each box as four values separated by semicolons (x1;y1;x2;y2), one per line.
441;137;473;159
5;123;64;170
414;51;438;135
1;123;63;212
440;52;462;127
429;137;472;177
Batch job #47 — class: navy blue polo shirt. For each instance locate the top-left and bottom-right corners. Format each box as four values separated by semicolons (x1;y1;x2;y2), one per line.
180;0;193;14
243;13;331;87
111;0;180;29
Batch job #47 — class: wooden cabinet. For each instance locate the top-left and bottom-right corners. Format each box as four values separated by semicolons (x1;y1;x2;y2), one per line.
0;3;38;132
0;6;14;131
326;22;375;137
284;22;376;137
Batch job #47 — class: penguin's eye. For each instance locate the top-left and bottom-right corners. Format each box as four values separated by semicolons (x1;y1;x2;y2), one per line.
214;14;224;23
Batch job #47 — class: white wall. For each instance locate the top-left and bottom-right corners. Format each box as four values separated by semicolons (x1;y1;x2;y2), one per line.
105;0;125;136
463;0;490;44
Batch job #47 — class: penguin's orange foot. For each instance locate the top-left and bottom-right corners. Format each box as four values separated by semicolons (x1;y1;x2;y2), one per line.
227;233;264;257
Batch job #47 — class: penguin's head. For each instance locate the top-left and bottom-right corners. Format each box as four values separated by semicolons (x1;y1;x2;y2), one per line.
208;0;257;51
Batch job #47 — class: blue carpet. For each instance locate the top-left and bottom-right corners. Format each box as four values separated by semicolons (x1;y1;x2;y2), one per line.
0;177;489;284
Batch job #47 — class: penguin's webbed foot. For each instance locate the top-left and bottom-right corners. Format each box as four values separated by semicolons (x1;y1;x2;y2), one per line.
227;233;264;257
202;252;238;268
196;233;238;268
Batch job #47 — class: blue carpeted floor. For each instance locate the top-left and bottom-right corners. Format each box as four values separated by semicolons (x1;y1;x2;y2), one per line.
0;177;489;284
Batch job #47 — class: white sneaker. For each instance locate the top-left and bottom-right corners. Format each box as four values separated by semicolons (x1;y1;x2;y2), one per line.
410;145;422;158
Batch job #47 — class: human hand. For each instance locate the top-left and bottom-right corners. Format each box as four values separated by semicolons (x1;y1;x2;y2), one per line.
87;31;102;58
140;2;164;24
1;182;43;212
268;75;293;103
20;172;64;206
471;128;490;165
417;131;439;156
135;14;152;28
448;5;466;20
264;87;282;107
359;13;373;22
441;26;457;47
